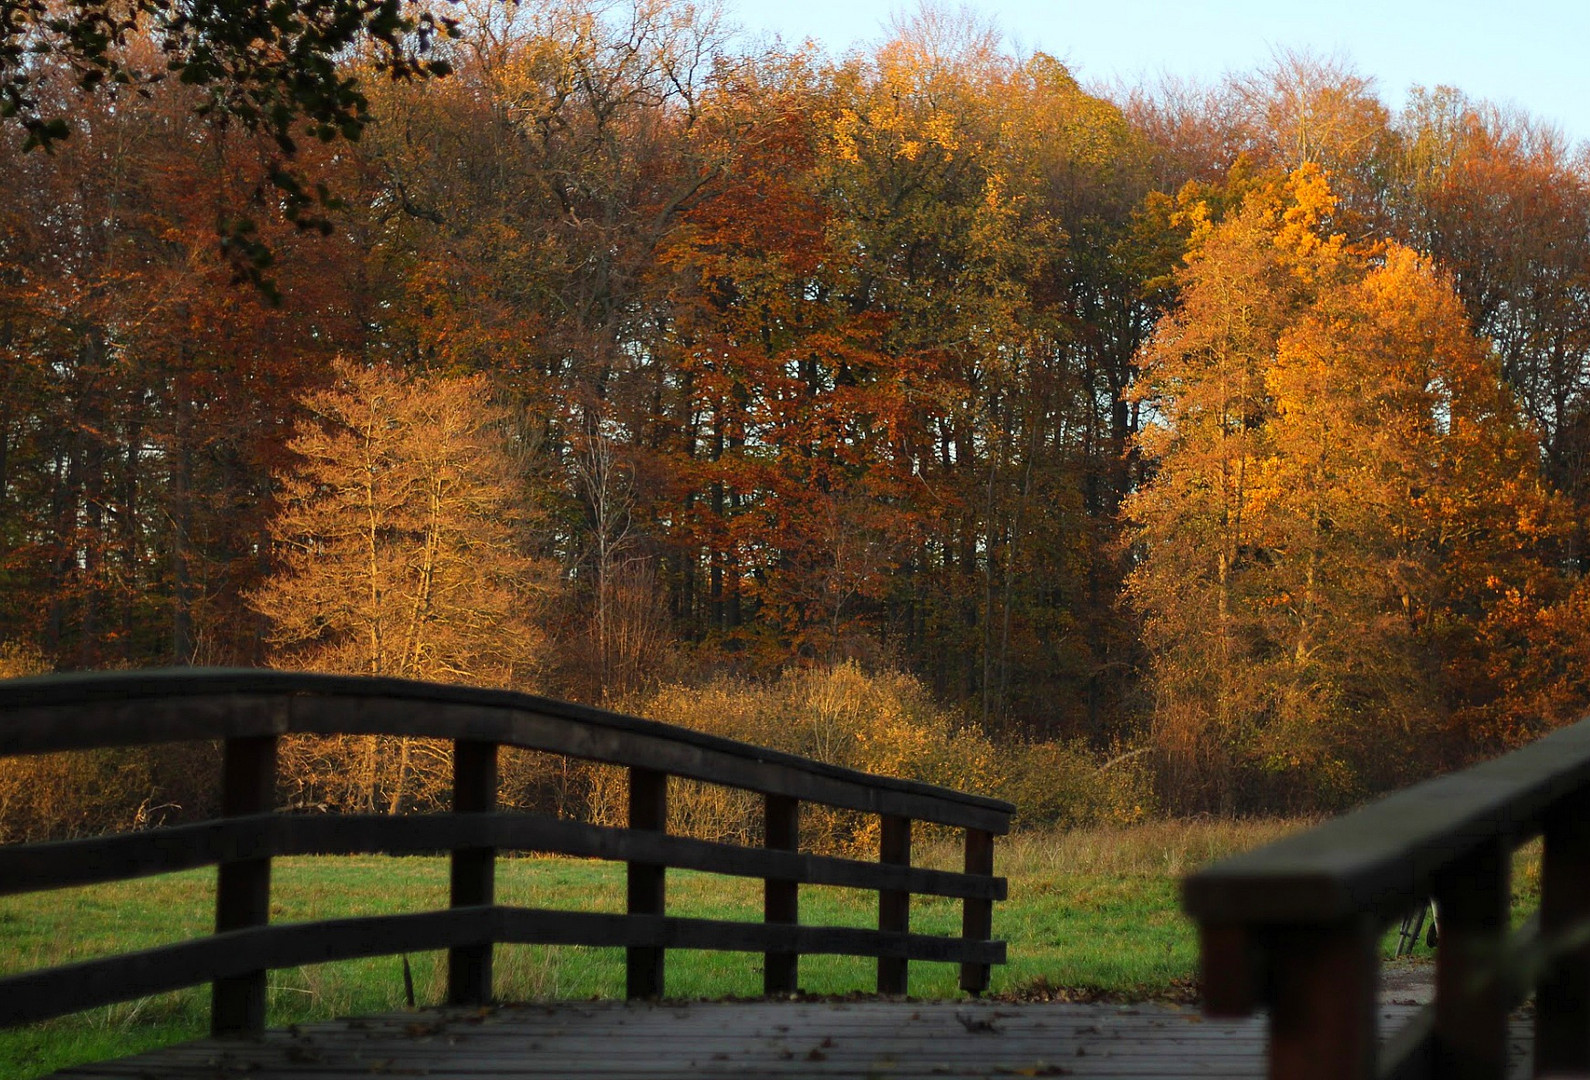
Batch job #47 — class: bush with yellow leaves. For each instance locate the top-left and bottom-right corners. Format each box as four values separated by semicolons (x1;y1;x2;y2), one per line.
0;642;221;843
618;662;1154;851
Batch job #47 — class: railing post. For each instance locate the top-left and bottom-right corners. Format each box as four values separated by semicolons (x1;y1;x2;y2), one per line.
1538;788;1590;1075
212;734;278;1037
448;739;498;1006
1265;918;1378;1080
878;813;911;996
764;794;800;996
627;767;667;999
1434;837;1510;1080
959;827;993;994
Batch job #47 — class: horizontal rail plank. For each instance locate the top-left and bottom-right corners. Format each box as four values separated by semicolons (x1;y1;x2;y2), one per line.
0;906;1004;1027
0;813;1006;901
1184;715;1590;924
0;692;287;755
0;908;494;1028
492;907;1006;964
0;818;267;892
296;697;1009;830
0;670;1012;831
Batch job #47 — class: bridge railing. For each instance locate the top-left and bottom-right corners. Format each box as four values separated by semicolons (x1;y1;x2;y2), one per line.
0;669;1012;1036
1183;716;1590;1080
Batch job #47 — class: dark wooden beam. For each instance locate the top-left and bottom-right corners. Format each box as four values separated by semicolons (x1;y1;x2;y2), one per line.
211;734;277;1037
627;767;667;999
0;813;1006;900
1537;789;1590;1073
448;739;498;1006
1433;839;1510;1080
0;902;1007;1029
1264;919;1378;1080
1197;923;1259;1017
878;814;911;996
0;670;1015;831
763;794;799;996
0;908;494;1028
959;828;994;995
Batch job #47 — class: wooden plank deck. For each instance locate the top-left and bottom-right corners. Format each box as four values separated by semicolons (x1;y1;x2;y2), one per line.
48;1000;1536;1079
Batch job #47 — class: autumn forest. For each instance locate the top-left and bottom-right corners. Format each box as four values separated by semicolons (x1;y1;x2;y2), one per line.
4;0;1590;822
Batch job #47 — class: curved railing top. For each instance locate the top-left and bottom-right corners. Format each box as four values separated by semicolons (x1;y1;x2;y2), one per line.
1;668;1013;1033
0;668;1013;831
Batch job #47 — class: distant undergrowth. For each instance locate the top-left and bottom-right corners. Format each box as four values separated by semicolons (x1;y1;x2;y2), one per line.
611;663;1156;850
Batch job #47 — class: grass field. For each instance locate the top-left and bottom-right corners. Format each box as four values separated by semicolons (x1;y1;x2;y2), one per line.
0;817;1532;1080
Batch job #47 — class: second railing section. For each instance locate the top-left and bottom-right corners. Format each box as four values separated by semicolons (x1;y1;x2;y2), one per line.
0;669;1014;1037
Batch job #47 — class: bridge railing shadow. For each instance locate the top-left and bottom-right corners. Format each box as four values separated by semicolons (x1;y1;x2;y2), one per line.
0;669;1012;1036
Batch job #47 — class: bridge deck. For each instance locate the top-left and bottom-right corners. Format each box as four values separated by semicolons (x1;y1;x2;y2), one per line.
48;999;1534;1079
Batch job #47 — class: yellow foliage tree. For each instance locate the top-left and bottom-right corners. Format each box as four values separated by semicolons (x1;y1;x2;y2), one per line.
249;360;555;812
1126;166;1549;810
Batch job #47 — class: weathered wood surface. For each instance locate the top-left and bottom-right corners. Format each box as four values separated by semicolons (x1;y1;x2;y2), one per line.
0;669;1013;830
46;1000;1535;1079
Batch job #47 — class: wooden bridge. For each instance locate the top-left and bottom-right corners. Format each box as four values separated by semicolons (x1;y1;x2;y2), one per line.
0;671;1584;1078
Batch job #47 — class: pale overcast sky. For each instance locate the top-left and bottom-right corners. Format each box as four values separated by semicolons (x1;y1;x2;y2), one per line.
726;0;1590;148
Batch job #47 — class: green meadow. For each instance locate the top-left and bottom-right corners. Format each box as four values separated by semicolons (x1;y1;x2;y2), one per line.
0;818;1519;1080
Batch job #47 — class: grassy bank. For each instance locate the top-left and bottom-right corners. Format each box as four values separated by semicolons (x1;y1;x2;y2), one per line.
0;818;1307;1078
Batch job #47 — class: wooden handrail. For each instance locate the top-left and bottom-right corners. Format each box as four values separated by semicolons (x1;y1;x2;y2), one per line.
0;669;1012;1035
0;669;1010;829
1183;714;1590;1079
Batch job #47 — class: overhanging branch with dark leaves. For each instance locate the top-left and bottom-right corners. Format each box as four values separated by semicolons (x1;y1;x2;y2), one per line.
0;0;460;296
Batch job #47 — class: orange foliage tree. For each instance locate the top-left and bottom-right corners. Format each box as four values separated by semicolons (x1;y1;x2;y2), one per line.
250;361;552;685
248;361;555;813
1126;166;1552;810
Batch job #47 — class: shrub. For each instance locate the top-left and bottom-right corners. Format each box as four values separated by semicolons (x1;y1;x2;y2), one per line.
619;663;995;850
999;742;1155;829
624;662;1153;848
0;742;221;844
0;644;220;843
0;640;47;680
